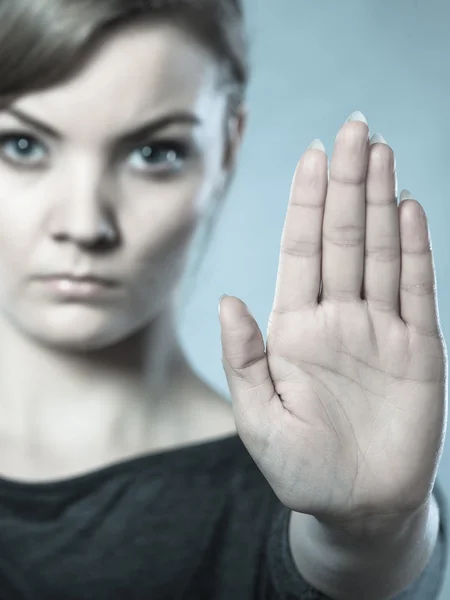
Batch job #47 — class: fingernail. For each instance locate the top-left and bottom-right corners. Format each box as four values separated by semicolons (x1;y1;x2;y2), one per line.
346;110;368;124
218;294;228;318
307;138;326;152
399;189;414;201
369;133;388;145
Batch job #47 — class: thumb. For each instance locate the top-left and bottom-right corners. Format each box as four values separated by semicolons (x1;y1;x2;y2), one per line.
219;295;276;420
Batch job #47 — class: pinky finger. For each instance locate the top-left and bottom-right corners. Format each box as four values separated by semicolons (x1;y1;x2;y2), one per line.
398;190;440;337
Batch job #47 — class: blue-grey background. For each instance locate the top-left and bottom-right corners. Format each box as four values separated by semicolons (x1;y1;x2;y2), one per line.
177;1;450;596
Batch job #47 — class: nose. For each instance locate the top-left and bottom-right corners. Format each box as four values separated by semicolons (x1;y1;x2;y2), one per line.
50;165;117;248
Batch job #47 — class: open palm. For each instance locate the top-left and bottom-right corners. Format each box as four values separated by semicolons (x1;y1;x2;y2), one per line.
219;113;447;527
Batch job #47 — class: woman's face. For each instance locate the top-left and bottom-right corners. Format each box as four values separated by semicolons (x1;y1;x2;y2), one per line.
0;22;240;351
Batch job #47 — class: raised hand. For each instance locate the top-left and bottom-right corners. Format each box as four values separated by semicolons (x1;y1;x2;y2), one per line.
219;111;447;530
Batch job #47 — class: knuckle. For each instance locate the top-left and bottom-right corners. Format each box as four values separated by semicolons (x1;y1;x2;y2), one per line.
365;245;399;263
323;225;365;248
329;171;366;187
400;280;435;297
281;238;321;258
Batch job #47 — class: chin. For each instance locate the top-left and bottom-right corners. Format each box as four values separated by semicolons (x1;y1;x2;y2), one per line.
10;302;141;353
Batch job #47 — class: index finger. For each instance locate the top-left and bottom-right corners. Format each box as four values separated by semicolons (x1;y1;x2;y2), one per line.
272;139;328;315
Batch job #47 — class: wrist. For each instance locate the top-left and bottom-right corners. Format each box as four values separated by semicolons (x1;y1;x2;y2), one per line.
315;499;433;542
289;496;439;600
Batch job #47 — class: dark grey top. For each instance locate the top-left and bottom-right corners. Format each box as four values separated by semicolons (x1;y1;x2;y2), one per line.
0;434;446;599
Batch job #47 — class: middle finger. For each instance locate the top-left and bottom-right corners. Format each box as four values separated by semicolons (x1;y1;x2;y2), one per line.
321;112;370;303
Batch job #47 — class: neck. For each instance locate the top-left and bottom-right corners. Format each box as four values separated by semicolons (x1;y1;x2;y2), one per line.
0;299;199;468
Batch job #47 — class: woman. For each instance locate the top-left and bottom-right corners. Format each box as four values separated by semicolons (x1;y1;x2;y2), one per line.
0;1;447;599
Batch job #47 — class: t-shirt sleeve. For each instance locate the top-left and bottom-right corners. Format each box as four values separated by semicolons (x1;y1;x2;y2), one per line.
264;479;448;600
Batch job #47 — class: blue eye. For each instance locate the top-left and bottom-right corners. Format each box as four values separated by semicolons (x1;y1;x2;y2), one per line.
0;133;47;165
128;141;188;173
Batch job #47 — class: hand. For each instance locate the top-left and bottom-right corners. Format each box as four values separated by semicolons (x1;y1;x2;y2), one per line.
219;112;447;531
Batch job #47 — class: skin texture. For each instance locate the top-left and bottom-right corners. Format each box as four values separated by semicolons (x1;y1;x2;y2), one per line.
0;22;244;481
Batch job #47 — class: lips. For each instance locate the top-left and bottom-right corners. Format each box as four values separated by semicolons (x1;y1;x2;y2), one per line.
39;274;117;286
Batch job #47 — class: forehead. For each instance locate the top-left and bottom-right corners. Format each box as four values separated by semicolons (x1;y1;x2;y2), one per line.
11;22;224;132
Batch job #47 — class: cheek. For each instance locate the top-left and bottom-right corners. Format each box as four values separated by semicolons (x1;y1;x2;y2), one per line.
99;175;200;312
0;162;52;232
0;179;39;285
122;165;216;259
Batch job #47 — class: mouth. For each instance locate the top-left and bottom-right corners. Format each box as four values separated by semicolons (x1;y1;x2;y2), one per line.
35;273;119;299
39;273;117;286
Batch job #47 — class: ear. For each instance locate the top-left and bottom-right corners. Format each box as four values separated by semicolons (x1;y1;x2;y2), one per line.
222;104;248;173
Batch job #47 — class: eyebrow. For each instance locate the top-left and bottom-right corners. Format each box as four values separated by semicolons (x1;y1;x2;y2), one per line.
2;107;202;143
